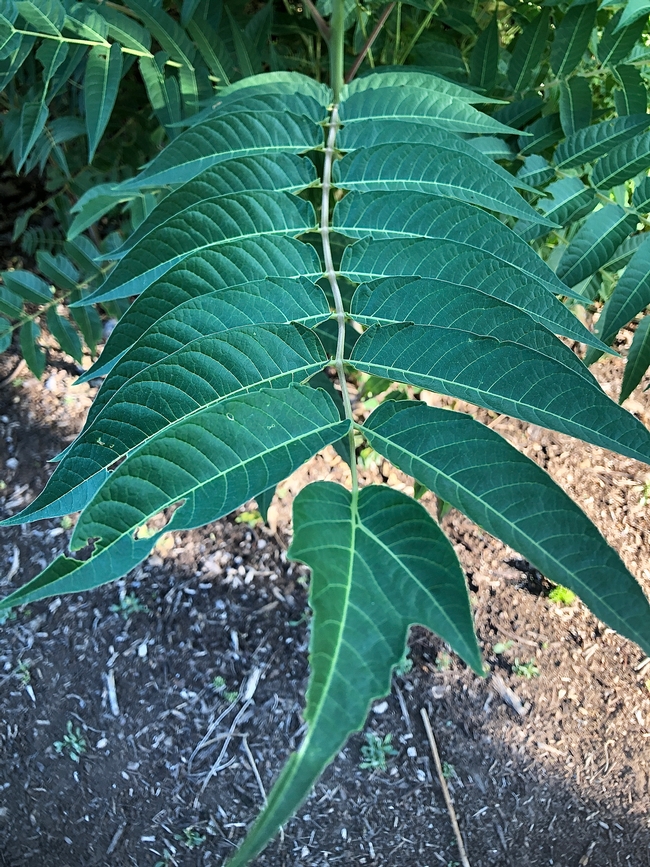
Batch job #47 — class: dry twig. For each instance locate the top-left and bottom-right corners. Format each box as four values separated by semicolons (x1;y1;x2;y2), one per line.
420;708;471;867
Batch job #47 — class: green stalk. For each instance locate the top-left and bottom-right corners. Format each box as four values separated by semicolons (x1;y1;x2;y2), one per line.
330;0;346;102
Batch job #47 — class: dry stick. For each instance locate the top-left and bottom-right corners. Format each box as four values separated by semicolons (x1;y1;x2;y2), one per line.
345;2;396;84
303;0;331;42
420;708;472;867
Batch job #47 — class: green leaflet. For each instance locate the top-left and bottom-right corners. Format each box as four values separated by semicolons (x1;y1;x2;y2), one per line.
341;68;503;104
620;316;650;403
333;144;549;225
602;234;647;272
334;191;567;296
36;250;79;292
74;191;317;305
516;178;597;243
336;122;531;191
79;236;323;381
1;269;52;303
20;320;45;379
633;177;650;212
360;401;650;656
340;237;603;346
5;324;328;524
559;77;592;136
550;2;597;78
554;114;650;170
507;8;550;93
613;65;648;116
588;236;650;352
338;85;518;135
82;277;330;429
46;307;83;363
113;154;317;259
0;387;349;608
179;91;326;131
84;42;123;163
349;276;603;374
591;132;650;189
516;155;555;188
349;322;650;463
118;110;323;190
226;481;481;867
469;15;498;93
556;205;638;288
518;112;563;156
219;71;332;105
598;10;647;67
616;0;650;31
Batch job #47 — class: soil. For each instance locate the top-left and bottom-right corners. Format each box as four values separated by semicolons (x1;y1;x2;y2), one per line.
0;330;649;867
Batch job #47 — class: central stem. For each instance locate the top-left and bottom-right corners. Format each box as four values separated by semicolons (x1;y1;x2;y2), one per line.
320;105;357;490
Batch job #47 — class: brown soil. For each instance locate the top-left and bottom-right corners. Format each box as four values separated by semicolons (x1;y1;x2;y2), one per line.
1;336;649;867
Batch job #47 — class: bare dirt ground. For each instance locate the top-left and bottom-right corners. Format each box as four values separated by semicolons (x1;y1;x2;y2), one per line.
1;331;649;867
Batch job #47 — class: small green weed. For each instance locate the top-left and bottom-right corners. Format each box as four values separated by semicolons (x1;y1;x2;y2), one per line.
60;515;74;531
235;510;262;528
493;640;514;655
154;849;175;867
359;732;398;771
442;761;457;780
435;651;452;671
109;593;148;620
548;585;576;605
639;480;650;507
175;827;205;849
54;721;87;762
211;675;238;703
15;660;31;686
512;658;540;679
393;649;413;677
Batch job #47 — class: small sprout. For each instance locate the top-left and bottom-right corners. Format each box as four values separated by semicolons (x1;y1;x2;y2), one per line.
435;651;452;671
54;721;87;762
512;658;540;679
15;660;31;686
0;480;6;492
154;851;175;867
110;592;148;620
358;446;381;469
548;585;576;606
639;480;650;507
0;608;17;626
493;640;514;655
212;675;226;691
393;649;413;677
235;509;262;528
442;761;457;780
359;732;398;771
224;690;239;704
175;827;205;849
60;515;74;531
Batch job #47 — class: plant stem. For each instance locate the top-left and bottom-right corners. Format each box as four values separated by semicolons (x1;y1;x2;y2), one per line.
397;2;441;65
346;3;396;84
320;104;357;489
302;0;331;43
330;0;346;102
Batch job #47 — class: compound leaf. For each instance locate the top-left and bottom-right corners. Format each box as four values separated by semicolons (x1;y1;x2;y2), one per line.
554;114;650;170
507;9;550;93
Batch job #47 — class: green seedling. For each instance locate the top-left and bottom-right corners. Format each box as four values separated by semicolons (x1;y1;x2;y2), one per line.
548;585;576;605
442;761;457;780
393;649;413;677
435;651;452;671
60;515;74;530
109;592;148;620
175;827;205;849
359;732;398;771
493;640;514;655
639;480;650;507
235;510;262;528
512;658;540;679
54;721;87;762
15;660;31;685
